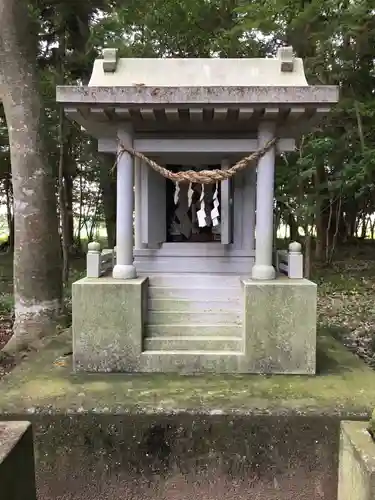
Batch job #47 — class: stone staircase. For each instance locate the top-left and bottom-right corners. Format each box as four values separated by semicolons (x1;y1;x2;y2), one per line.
143;274;244;353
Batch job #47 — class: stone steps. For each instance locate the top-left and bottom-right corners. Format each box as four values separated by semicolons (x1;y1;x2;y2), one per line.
144;324;243;337
149;298;242;312
144;274;244;353
135;257;254;274
145;274;243;288
149;287;242;301
144;336;243;352
148;311;242;325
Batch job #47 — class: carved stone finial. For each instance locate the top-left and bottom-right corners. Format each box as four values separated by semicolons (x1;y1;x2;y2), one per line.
88;241;101;253
289;241;302;253
102;48;118;73
277;46;294;72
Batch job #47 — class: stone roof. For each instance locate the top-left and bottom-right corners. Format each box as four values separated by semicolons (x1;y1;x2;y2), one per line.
88;47;308;87
56;47;339;140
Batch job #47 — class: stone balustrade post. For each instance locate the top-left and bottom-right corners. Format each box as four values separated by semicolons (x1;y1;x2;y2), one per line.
86;241;101;278
288;241;303;279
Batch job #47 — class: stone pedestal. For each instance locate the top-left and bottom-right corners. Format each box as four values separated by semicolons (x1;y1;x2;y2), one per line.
243;278;317;374
0;421;37;500
338;421;375;500
72;276;316;374
72;277;147;372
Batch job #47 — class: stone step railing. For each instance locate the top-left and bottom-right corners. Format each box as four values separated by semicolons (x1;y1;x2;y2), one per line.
86;242;116;278
276;242;303;279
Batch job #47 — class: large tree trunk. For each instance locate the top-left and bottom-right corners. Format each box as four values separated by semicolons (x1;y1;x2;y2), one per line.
4;172;14;250
0;0;62;353
64;172;74;249
58;108;70;285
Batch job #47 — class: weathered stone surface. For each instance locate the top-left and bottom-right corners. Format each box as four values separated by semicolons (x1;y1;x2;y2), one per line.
1;329;373;417
88;55;308;86
56;84;339;106
0;332;374;500
72;276;148;372
338;421;375;500
30;414;339;500
0;421;36;500
243;278;317;374
72;275;318;374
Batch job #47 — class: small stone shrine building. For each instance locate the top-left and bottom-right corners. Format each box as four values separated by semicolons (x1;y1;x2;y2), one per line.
57;48;338;374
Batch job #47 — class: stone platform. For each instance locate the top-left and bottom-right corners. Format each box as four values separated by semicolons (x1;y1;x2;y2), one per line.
73;275;316;374
0;330;375;500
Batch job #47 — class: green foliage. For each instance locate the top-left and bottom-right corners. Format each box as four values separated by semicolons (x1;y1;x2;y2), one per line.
0;292;13;316
1;0;375;259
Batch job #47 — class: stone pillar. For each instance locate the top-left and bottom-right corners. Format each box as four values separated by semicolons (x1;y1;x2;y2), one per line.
134;157;144;249
251;121;276;280
113;127;137;279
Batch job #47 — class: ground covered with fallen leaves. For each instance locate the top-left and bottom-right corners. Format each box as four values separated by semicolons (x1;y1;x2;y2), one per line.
0;251;14;379
1;242;375;379
316;242;375;368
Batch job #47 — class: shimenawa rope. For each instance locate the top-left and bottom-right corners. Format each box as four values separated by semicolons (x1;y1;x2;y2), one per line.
116;137;277;184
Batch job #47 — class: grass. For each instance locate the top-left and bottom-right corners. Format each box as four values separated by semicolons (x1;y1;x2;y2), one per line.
1;329;375;415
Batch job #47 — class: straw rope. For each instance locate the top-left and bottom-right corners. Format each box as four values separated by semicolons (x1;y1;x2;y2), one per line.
117;137;277;184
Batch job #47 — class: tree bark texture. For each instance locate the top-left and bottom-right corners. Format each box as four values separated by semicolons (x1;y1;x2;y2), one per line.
4;172;14;249
58;108;69;285
0;0;62;353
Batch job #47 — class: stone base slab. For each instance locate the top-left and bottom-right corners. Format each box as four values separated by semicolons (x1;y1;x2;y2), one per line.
72;277;148;372
1;329;374;500
72;276;316;374
338;421;375;500
0;421;37;500
243;278;317;374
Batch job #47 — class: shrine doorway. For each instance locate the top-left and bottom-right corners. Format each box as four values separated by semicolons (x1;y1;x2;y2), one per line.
166;165;222;243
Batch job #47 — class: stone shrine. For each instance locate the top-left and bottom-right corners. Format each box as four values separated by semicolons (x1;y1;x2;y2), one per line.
56;47;338;374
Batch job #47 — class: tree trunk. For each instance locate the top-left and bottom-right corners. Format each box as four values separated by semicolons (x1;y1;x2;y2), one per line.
64;171;74;249
98;152;117;248
58;108;69;285
288;212;299;241
4;173;14;249
360;213;368;239
314;163;327;261
77;169;84;247
304;226;312;279
0;0;62;353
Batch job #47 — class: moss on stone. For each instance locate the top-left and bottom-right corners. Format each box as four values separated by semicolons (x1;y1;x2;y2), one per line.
0;329;374;417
